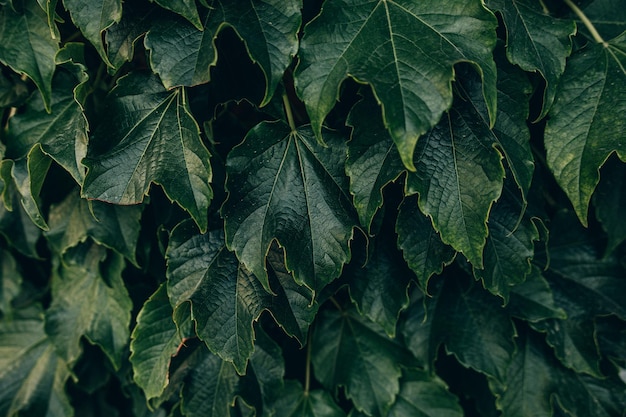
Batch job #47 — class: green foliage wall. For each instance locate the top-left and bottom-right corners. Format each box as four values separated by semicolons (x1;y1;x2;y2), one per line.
0;0;625;416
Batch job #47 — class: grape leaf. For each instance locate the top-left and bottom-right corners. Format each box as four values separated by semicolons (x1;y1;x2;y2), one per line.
222;121;357;293
62;0;122;66
152;0;201;29
295;0;498;169
0;308;73;417
405;90;505;268
267;380;346;417
82;72;213;233
45;189;142;265
544;32;626;225
144;0;301;104
312;307;418;417
44;243;132;369
396;195;456;291
387;370;463;417
486;0;575;119
166;219;317;373
0;0;59;111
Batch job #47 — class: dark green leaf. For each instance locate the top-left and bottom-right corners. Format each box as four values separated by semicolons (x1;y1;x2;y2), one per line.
544;33;626;225
104;2;154;71
596;315;626;367
396;196;456;291
0;309;73;417
145;0;301;104
82;72;213;233
44;243;132;369
346;94;405;231
45;189;142;265
130;284;193;401
0;0;59;111
312;307;417;417
62;0;122;66
506;266;567;322
554;367;626;417
0;71;29;108
0;250;22;316
295;0;498;169
152;0;201;29
577;0;626;41
387;369;463;417
594;156;626;254
222;121;357;293
405;95;505;268
0;182;42;258
267;380;346;417
486;0;575;119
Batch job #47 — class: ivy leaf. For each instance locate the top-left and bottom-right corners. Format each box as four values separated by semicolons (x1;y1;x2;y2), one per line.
45;189;142;265
152;0;201;29
267;380;346;417
0;0;59;111
594;156;626;254
485;0;575;119
396;196;456;291
0;309;73;417
82;72;213;233
405;91;505;268
0;250;22;316
166;220;317;373
130;284;193;401
346;93;405;231
506;266;567;322
62;0;122;66
387;370;463;417
44;243;132;369
544;33;626;225
312;307;418;417
144;0;301;104
222;121;357;293
295;0;498;169
104;2;154;71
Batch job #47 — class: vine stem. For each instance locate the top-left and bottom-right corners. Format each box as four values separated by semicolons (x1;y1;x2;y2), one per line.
563;0;608;47
304;327;312;395
282;93;297;132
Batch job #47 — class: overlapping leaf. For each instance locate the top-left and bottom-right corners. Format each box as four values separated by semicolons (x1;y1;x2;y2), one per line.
0;0;59;111
0;181;42;258
486;0;575;119
44;243;132;369
544;32;626;224
144;0;301;104
152;0;201;29
295;0;498;168
312;307;417;417
82;72;212;233
104;1;154;70
166;219;317;373
222;121;357;293
0;250;22;316
506;267;566;322
387;370;463;417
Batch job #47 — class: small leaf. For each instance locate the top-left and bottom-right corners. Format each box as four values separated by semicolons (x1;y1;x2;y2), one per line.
312;307;417;417
45;189;143;265
267;380;346;417
485;0;575;119
544;33;626;225
145;0;301;104
506;266;567;322
0;309;73;417
295;0;498;169
387;369;463;417
396;195;456;291
44;243;132;369
62;0;122;66
152;0;201;29
105;2;154;71
222;121;357;293
0;0;59;111
82;72;213;233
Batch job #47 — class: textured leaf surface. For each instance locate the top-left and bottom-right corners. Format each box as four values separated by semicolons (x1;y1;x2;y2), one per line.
152;0;201;29
145;0;301;103
295;0;498;168
45;189;142;265
486;0;575;118
82;73;212;232
223;122;357;292
167;220;317;373
44;244;132;368
62;0;122;65
387;370;463;417
544;33;626;224
396;196;456;290
0;310;72;417
268;381;346;417
104;2;154;70
0;0;59;111
312;307;417;417
506;267;566;322
405;92;505;267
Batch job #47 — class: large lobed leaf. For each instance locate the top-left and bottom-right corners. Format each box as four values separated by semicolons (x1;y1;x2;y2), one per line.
295;0;498;169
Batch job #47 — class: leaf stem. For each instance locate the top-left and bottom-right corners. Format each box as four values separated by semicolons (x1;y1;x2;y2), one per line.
563;0;607;47
282;93;297;132
304;327;312;395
